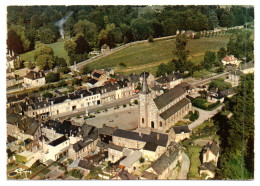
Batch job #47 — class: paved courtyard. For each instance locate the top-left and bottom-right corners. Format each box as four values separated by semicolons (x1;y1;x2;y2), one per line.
86;105;138;130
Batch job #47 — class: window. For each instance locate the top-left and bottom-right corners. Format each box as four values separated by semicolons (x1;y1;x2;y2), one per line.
160;121;162;127
142;118;144;123
151;121;154;128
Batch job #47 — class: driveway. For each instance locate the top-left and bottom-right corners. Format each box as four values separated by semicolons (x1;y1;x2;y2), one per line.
188;105;223;130
178;152;190;180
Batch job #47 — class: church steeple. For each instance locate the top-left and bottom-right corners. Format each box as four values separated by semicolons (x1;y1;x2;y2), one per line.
140;72;150;94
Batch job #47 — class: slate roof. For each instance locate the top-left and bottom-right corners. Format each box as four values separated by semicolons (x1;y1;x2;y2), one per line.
155;72;182;84
173;125;190;134
7;135;17;143
241;61;254;70
113;129;168;147
200;162;216;174
24;71;45;80
151;142;180;175
107;143;124;152
88;78;98;85
93;72;102;78
23;120;39;136
220;88;235;97
73;140;93;152
143;142;158;152
49;135;68;147
98;125;115;136
153;84;186;109
141;171;158;180
204;140;220;157
24;138;33;145
140;71;150;79
118;170;138;180
7;93;28;103
159;98;191;120
129;73;139;83
78;159;93;170
120;150;142;168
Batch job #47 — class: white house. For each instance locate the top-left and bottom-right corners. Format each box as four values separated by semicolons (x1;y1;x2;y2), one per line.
23;70;46;88
222;55;241;67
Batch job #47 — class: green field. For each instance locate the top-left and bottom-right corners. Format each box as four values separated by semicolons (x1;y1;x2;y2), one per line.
88;36;229;76
20;39;69;62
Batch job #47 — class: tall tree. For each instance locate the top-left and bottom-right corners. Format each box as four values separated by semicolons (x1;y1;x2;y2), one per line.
202;50;216;69
75;34;91;54
7;30;24;55
208;10;219;29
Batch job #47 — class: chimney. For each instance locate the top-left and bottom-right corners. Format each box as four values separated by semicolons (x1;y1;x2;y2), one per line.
33;72;37;79
157;134;160;141
139;131;142;137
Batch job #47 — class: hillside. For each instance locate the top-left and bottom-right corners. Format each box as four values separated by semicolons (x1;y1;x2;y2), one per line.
88;36;230;75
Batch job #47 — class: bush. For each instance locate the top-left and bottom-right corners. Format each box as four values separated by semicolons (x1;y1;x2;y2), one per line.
192;98;207;109
42;92;53;98
119;62;126;67
134;100;138;105
80;64;91;75
123;104;126;107
56;79;67;88
148;35;154;42
45;72;60;83
139;156;145;163
57;66;70;74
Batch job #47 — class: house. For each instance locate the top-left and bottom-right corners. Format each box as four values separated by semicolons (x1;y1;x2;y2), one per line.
172;125;191;142
119;150;143;173
226;70;244;87
202;140;220;166
222;55;241;67
145;142;182;179
220;88;235;98
23;70;45;88
103;68;114;76
43;135;70;162
67;159;93;177
140;72;155;87
155;72;183;89
140;171;158;180
101;44;110;54
129;72;140;88
98;125;115;144
6;76;23;88
117;170;139;180
138;75;192;132
206;89;224;103
6;55;17;70
199;162;216;179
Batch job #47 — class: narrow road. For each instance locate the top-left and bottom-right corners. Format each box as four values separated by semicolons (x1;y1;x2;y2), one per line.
178;152;190;180
188;105;223;130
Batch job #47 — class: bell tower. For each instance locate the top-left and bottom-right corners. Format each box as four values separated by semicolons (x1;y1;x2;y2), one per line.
138;72;151;130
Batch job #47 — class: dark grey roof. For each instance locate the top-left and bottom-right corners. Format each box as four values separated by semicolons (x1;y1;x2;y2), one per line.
154;84;186;109
159;98;190;120
140;71;150;79
118;170;138;180
7;135;17;143
143;142;158;152
141;171;158;180
73;140;93;152
88;78;98;85
207;90;224;99
220;88;235;96
200;162;216;173
113;129;168;147
49;136;68;147
231;70;244;76
24;138;33;145
151;142;180;175
78;159;93;170
24;121;39;136
173;125;190;134
24;71;45;80
129;73;139;83
93;72;102;78
7;93;28;103
107;143;124;151
98;125;115;136
241;61;254;70
204;141;220;157
156;72;182;84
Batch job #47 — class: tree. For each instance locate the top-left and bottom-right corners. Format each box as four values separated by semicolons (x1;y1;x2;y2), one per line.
80;64;91;75
54;56;67;67
202;50;216;69
26;61;35;69
220;11;235;28
42;92;53;98
217;47;227;61
45;72;60;83
34;45;54;61
57;66;70;74
156;61;175;77
74;20;98;45
38;27;56;44
208;10;219;29
106;31;116;48
64;40;76;56
7;30;24;55
36;54;54;70
56;79;67;88
75;34;91;54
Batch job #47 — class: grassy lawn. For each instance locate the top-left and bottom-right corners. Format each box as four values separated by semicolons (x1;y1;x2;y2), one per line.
88;36;229;74
21;40;69;62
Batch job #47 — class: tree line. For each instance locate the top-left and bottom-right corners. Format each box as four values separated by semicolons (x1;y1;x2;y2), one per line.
7;5;253;57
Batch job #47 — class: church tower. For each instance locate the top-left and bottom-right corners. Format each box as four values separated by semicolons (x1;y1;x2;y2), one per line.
138;72;151;130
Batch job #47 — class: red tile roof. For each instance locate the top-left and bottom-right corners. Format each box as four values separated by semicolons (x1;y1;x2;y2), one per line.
222;55;237;62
